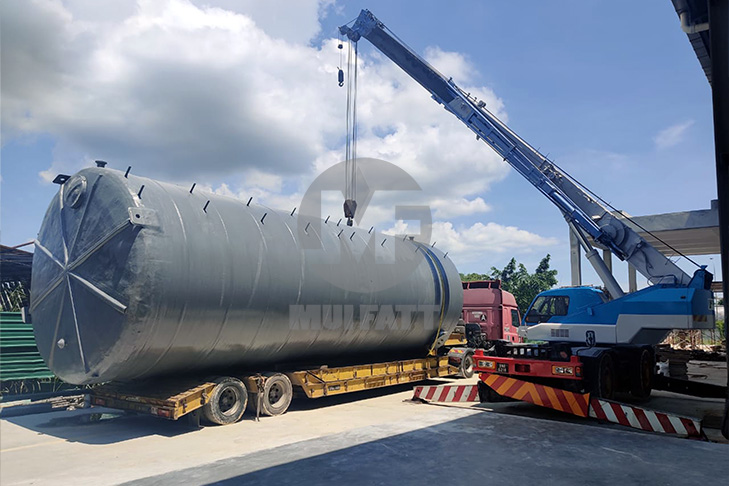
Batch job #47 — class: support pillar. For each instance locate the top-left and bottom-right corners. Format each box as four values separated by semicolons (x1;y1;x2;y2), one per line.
569;228;582;286
602;249;612;273
628;264;637;293
708;0;729;440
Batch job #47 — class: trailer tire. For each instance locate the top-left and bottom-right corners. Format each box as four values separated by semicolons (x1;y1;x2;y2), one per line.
259;373;293;416
460;352;475;378
630;348;654;400
202;377;247;425
595;353;616;400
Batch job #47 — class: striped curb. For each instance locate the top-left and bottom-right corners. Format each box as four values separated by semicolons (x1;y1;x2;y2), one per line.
412;384;479;403
589;398;702;438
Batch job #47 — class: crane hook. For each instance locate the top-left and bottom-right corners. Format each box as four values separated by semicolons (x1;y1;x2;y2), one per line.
343;199;357;226
338;42;345;87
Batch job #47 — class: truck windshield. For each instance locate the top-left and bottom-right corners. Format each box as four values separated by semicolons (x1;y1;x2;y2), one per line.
525;295;570;324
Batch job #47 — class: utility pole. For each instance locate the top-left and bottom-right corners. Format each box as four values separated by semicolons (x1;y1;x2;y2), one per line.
708;0;729;440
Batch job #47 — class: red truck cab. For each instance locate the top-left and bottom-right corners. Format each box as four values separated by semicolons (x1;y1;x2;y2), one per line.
462;280;521;344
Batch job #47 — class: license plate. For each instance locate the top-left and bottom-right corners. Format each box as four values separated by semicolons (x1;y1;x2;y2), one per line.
497;363;509;373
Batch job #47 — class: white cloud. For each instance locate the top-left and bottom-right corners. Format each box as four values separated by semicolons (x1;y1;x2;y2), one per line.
2;0;558;261
431;197;491;219
2;0;510;192
432;222;559;262
382;220;559;265
653;120;694;150
184;0;334;44
1;0;342;181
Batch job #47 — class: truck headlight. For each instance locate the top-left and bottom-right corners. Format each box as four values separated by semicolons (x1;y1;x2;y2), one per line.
551;366;574;376
478;360;495;370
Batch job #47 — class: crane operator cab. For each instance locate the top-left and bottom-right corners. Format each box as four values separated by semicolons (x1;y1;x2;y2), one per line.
520;287;609;340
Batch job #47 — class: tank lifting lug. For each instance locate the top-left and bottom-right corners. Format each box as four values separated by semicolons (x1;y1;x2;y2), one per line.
128;207;159;228
52;174;70;185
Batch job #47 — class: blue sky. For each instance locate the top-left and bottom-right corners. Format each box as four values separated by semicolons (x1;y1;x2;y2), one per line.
0;0;720;290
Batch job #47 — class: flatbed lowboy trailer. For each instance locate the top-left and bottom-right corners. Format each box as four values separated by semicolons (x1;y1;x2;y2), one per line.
90;356;456;424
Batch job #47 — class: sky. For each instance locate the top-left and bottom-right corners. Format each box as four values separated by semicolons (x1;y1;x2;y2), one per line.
0;0;721;291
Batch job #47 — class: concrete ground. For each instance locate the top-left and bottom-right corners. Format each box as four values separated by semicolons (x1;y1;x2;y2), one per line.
2;375;728;486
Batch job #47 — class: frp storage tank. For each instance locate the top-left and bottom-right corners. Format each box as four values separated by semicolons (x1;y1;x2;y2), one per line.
30;167;462;385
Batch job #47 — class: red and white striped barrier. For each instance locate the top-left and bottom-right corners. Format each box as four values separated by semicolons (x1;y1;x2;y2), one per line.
589;398;702;439
413;384;479;403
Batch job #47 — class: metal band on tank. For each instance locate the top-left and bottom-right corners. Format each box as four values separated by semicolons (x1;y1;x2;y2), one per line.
418;243;441;305
415;243;449;353
422;245;448;338
422;245;450;314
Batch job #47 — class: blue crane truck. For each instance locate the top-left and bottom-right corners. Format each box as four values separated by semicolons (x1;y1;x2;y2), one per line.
340;9;717;400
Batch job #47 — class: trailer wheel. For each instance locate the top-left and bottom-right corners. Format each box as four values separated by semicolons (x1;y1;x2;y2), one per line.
595;353;616;400
259;373;293;416
630;348;654;400
459;352;475;378
202;377;247;425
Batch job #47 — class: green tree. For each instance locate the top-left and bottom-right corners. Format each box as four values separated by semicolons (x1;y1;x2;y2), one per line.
460;255;557;312
460;272;490;282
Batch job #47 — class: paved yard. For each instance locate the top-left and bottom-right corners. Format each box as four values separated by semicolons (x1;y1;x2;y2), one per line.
1;377;726;485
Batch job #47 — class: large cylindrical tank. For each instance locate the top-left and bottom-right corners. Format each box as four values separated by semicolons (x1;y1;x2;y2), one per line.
30;167;462;385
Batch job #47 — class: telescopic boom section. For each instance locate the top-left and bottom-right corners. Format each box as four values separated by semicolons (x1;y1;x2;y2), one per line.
340;9;704;290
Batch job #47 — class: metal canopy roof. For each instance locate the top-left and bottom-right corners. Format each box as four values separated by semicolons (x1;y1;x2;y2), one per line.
0;245;33;285
588;201;720;257
671;0;712;84
620;201;720;256
636;225;719;255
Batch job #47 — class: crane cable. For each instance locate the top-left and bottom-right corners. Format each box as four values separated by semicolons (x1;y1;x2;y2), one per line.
341;38;358;226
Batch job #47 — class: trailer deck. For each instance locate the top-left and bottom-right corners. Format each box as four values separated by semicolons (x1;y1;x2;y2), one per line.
89;357;457;421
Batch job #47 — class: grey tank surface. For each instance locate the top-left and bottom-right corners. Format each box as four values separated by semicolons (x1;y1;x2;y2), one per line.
30;167;462;385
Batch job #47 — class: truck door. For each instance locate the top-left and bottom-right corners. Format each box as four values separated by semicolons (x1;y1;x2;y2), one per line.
486;309;500;340
503;308;521;343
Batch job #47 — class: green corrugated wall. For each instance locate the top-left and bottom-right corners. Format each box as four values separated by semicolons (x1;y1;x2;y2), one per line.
0;312;55;381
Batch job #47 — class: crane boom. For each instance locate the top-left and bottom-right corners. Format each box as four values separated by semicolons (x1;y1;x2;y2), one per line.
340;9;705;292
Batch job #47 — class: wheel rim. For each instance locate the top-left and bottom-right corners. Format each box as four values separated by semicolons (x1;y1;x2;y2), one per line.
268;382;284;407
463;356;474;374
219;387;240;415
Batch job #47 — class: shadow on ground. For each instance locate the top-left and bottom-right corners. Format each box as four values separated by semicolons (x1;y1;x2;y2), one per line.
124;406;728;486
1;378;458;445
3;408;200;445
